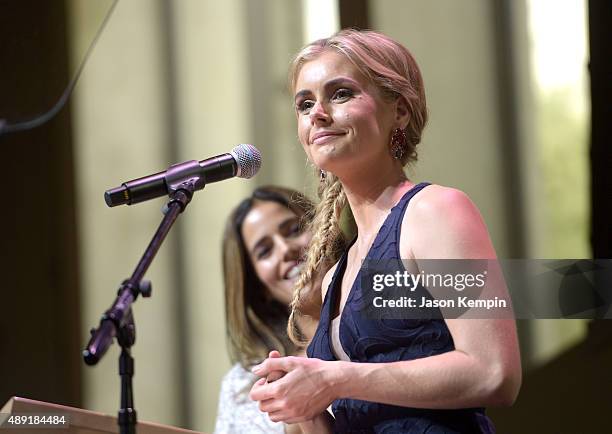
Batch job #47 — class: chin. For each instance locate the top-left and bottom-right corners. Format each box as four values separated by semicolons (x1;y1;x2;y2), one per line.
275;285;295;302
313;151;346;171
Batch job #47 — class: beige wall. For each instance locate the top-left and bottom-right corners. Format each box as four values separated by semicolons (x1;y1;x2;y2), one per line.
70;0;182;426
169;1;252;429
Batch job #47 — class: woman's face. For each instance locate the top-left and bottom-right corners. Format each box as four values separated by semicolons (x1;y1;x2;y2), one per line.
241;200;311;306
294;50;398;173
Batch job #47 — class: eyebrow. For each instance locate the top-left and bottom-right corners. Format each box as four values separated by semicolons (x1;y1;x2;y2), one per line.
294;77;360;101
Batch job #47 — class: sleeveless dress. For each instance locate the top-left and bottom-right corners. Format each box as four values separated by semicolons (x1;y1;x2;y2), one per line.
307;182;496;433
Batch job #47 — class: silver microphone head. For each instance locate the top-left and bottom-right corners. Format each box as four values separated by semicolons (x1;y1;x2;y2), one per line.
230;144;261;179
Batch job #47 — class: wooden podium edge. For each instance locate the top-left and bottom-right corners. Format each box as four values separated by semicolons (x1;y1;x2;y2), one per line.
1;397;204;434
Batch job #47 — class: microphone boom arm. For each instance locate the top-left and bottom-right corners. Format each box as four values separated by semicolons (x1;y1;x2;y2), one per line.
83;181;196;434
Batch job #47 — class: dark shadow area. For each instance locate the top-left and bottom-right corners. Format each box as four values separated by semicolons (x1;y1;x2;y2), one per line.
488;321;612;433
0;0;82;408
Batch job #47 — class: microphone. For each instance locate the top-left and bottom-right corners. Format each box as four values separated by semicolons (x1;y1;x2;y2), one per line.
104;144;261;207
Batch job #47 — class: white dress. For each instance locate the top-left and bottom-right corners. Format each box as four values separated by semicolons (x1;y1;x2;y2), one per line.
213;363;285;434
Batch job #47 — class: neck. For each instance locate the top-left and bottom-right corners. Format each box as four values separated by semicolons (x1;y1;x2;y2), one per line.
336;160;411;238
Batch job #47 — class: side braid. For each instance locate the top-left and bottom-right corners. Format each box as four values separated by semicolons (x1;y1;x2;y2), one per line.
287;174;346;344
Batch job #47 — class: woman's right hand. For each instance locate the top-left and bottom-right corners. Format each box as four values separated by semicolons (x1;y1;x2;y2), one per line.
266;351;333;434
250;356;339;423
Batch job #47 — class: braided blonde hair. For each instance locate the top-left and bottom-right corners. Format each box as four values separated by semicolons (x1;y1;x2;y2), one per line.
288;173;347;343
286;29;428;344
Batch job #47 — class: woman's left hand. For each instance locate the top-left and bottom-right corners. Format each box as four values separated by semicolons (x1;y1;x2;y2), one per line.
249;356;340;423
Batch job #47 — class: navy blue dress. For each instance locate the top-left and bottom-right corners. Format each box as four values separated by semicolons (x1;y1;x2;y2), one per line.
307;183;496;433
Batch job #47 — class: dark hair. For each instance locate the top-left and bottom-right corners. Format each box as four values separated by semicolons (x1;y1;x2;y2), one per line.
222;185;315;367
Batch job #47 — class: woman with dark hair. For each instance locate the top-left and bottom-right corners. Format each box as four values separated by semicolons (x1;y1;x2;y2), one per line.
249;29;521;433
215;185;341;433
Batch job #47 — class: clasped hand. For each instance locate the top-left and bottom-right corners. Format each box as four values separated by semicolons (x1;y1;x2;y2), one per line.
249;350;337;423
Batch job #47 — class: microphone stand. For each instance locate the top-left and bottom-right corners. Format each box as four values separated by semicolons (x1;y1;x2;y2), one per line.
83;181;196;434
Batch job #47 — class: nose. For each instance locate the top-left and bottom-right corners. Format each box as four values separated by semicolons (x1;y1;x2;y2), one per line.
309;101;331;125
275;235;299;261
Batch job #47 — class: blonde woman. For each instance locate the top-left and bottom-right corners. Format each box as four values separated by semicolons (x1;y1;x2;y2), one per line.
250;30;521;433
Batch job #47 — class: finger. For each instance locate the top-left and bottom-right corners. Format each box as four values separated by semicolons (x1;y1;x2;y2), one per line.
283;415;307;424
248;377;268;401
267;410;290;423
259;397;284;413
266;369;285;383
251;356;292;376
268;411;307;424
266;350;283;381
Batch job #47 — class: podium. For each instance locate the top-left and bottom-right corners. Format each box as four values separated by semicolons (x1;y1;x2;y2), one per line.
0;397;204;434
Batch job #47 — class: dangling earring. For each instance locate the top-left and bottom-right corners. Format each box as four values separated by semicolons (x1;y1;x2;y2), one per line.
319;169;326;181
390;128;407;160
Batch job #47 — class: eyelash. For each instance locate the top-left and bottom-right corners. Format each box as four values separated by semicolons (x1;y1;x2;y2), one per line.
333;88;353;100
296;88;354;114
296;100;314;113
254;223;302;260
288;222;301;236
256;246;271;260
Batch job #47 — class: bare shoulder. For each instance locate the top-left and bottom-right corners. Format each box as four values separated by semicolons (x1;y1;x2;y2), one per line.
321;261;339;303
409;184;478;216
402;185;496;259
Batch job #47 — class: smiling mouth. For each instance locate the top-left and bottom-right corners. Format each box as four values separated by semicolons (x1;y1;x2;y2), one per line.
285;263;303;280
311;132;345;145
